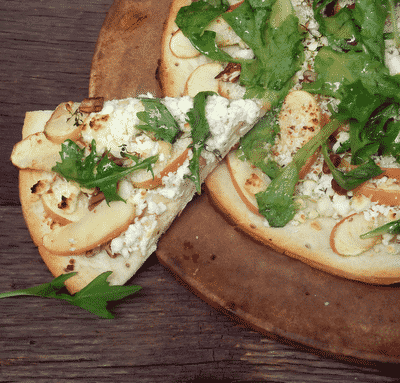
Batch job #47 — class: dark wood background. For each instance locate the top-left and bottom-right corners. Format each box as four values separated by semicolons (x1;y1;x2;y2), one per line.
1;0;399;381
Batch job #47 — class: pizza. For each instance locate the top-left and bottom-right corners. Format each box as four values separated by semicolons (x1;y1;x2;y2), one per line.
11;94;264;293
160;0;400;284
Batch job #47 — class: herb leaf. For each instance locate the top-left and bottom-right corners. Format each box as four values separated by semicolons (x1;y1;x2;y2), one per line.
256;120;340;227
223;0;304;96
184;91;215;193
0;272;142;318
137;98;181;143
255;162;299;227
175;0;233;62
239;106;281;179
360;218;400;239
321;143;383;190
53;139;158;203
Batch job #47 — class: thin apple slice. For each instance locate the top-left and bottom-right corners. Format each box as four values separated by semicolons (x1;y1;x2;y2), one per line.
10;132;62;172
42;200;136;255
341;161;400;206
131;145;191;189
42;192;89;226
44;101;83;144
184;62;224;97
206;16;242;47
330;213;380;256
226;150;270;216
170;29;201;59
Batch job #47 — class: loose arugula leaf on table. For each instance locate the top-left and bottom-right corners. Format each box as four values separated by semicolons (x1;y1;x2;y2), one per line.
321;143;383;190
136;98;181;143
184;91;215;193
256;120;340;227
0;272;142;319
53;139;158;203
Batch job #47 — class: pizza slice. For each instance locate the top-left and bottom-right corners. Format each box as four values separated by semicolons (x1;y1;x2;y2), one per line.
159;0;400;284
11;93;264;293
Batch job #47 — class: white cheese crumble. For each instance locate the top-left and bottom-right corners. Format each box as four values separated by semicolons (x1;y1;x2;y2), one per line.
81;98;144;156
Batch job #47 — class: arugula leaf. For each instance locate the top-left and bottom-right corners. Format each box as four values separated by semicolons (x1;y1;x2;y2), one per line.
0;272;142;319
360;218;400;239
223;0;304;94
321;143;383;190
255;162;299;227
256;119;340;227
137;98;181;143
175;0;234;62
175;0;303;103
317;5;360;52
184;91;215;193
53;139;158;203
239;105;281;179
352;0;387;61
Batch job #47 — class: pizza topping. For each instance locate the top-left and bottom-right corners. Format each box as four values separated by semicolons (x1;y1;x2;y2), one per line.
52;139;159;203
184;62;224;97
215;62;241;83
44;101;84;144
78;97;105;113
330;213;379;256
10;132;63;172
136;98;182;143
169;29;202;59
42;200;136;255
175;0;305;102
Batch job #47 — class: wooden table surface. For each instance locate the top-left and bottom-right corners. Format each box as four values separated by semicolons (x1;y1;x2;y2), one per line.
1;1;399;381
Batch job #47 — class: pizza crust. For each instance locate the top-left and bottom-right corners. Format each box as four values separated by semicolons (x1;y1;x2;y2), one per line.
206;161;400;285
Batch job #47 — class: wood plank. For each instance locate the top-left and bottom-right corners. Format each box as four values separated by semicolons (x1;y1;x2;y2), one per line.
1;1;400;381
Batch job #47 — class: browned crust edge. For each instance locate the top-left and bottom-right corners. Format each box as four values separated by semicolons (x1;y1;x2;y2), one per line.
205;161;400;285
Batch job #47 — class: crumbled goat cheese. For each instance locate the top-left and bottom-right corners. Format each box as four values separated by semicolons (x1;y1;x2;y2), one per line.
205;95;261;153
81;98;143;156
333;131;350;153
157;157;192;200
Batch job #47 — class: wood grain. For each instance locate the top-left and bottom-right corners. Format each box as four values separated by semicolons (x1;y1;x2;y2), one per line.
0;1;399;381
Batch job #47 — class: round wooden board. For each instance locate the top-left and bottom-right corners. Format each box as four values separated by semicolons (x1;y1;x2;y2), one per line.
89;0;400;363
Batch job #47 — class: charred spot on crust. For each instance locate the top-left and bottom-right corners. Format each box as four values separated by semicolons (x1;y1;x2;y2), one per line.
31;180;46;194
64;264;75;272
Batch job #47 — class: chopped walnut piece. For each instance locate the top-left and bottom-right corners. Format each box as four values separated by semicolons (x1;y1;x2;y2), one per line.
215;63;241;83
79;97;105;113
88;191;106;211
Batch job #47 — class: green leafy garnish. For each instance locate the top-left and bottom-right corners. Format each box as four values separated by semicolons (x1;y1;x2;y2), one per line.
239;105;281;179
360;219;400;239
321;142;383;190
175;0;304;103
0;272;142;319
52;139;158;203
136;98;181;143
256;119;340;227
67;107;84;127
185;91;215;193
175;0;234;63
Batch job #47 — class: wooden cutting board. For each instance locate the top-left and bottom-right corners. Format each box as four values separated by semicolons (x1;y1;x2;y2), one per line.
89;0;400;363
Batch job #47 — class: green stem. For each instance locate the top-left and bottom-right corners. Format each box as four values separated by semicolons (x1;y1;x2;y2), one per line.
292;119;340;170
